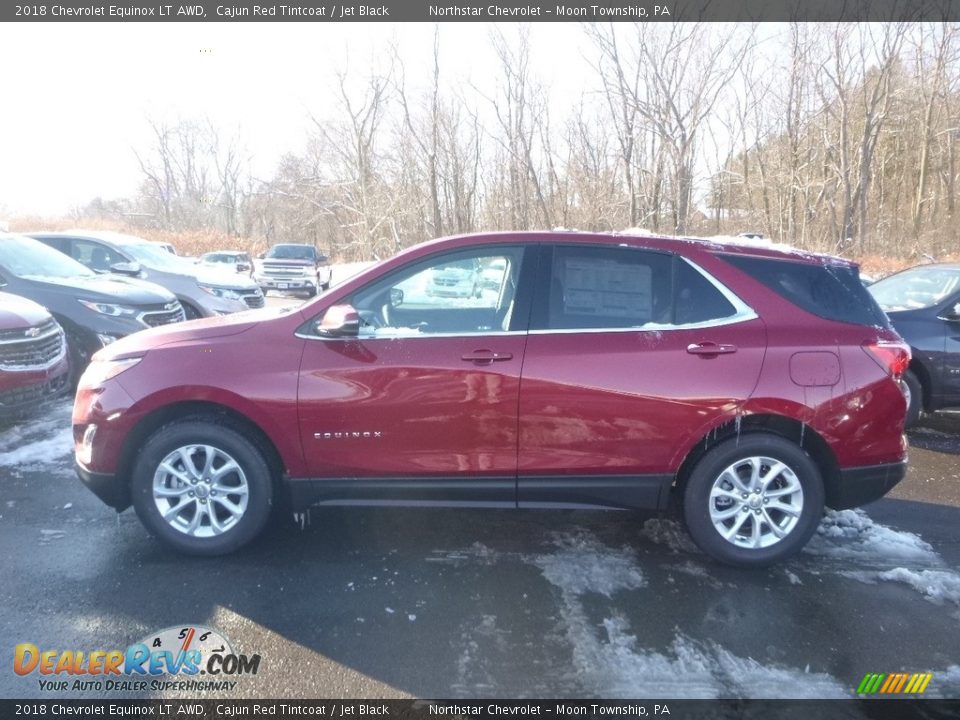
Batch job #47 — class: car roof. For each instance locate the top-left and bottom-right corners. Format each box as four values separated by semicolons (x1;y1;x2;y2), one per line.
28;229;150;246
409;230;857;268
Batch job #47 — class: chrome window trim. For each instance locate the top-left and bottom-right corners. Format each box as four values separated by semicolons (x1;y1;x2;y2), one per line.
295;253;758;341
295;329;527;342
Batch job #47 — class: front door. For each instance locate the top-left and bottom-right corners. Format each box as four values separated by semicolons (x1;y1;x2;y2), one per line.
296;245;534;503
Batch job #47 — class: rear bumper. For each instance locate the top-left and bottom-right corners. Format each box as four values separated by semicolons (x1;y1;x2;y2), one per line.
75;463;129;512
831;461;907;510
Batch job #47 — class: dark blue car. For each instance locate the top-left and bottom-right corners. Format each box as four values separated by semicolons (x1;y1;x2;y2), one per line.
868;263;960;426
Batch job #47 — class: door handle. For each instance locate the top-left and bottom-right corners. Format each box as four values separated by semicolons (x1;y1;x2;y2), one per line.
461;350;513;363
686;342;737;356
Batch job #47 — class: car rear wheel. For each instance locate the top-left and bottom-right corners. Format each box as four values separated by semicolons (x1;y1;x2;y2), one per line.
683;433;824;567
901;369;922;428
131;420;273;555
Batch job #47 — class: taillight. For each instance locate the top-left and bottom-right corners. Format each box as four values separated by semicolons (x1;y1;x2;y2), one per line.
863;340;911;378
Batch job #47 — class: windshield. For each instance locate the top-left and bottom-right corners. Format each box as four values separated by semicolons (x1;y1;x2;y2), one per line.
125;243;197;272
0;234;96;279
868;266;960;311
265;245;316;260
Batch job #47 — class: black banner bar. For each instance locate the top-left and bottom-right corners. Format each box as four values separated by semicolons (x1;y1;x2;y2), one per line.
3;700;960;720
3;0;960;23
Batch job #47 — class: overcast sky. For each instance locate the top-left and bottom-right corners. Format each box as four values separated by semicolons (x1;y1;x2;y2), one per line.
0;22;592;217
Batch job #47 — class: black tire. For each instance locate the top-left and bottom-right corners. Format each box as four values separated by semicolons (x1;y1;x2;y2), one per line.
902;370;922;429
682;433;825;568
64;328;93;387
131;419;273;556
182;302;203;320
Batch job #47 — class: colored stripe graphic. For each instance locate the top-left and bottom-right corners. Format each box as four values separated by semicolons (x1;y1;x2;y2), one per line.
857;672;932;694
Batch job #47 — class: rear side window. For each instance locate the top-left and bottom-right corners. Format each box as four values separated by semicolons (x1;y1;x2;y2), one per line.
722;254;890;328
533;246;744;331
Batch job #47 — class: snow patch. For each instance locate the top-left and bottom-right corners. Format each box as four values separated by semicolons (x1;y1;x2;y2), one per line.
533;532;646;597
672;561;725;589
842;568;960;607
529;529;844;698
0;402;73;468
427;542;499;565
804;509;940;567
640;518;700;555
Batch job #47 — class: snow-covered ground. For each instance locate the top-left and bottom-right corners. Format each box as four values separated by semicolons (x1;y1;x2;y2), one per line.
0;400;73;469
2;399;960;699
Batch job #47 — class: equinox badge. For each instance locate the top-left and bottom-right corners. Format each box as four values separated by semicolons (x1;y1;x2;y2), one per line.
314;431;383;440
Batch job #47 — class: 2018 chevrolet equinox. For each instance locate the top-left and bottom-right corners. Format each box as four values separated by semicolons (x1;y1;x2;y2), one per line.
73;232;910;566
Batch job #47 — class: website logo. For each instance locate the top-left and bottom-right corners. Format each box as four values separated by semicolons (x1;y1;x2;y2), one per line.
857;672;933;695
14;624;261;693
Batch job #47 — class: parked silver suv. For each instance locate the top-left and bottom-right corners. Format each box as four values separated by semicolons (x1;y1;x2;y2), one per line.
31;231;264;319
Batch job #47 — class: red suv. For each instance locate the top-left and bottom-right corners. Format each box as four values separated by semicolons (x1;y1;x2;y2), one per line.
1;292;70;417
73;232;909;566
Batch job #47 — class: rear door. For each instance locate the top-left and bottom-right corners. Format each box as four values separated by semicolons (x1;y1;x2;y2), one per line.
517;243;766;509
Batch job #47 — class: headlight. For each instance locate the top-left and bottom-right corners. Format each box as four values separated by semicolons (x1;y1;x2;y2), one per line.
77;357;142;389
198;284;243;300
77;300;139;317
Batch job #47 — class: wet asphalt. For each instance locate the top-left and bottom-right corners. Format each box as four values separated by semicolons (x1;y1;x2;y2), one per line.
0;400;959;701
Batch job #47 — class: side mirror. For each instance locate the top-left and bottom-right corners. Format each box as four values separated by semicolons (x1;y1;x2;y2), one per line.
258;253;265;260
316;304;360;338
110;261;142;277
389;288;404;307
938;302;960;322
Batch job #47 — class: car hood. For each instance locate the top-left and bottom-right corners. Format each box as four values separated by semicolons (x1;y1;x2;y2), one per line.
27;275;176;304
0;292;52;329
143;264;259;290
95;306;298;360
192;267;259;288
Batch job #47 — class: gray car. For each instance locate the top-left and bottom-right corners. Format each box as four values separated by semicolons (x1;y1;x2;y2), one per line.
31;231;264;319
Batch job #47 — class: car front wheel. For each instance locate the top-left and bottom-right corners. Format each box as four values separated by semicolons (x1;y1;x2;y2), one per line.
131;419;273;555
683;433;824;567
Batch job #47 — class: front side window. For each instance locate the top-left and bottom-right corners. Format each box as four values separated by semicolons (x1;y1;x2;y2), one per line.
349;247;525;337
72;239;126;272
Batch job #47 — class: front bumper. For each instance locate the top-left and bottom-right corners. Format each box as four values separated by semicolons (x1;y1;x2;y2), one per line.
256;276;317;293
76;462;129;511
0;367;70;417
831;461;907;509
